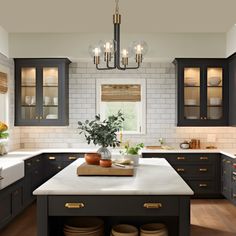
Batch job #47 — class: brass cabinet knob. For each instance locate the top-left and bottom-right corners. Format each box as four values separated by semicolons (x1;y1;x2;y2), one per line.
177;157;185;160
57;166;62;170
48;156;56;160
177;168;185;172
200;117;203;120
222;159;226;162
204;117;207;120
200;157;208;160
143;203;162;209
35;116;39;120
199;183;208;187
26;162;31;166
199;168;208;172
68;156;77;160
39;116;43;120
36;159;40;162
65;203;85;209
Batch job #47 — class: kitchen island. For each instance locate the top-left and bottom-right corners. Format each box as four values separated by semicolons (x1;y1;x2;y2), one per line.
34;158;193;236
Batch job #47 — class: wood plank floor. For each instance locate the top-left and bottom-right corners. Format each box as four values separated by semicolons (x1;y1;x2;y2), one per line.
0;200;236;236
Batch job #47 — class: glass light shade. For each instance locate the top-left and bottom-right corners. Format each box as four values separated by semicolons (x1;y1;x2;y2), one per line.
99;40;117;54
121;48;129;58
129;41;148;56
88;44;102;57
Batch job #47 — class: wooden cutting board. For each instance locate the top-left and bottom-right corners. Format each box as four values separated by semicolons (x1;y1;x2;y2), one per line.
77;163;134;176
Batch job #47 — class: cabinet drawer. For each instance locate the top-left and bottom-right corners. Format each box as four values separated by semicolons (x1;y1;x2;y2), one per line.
45;153;84;162
173;165;215;179
12;187;23;216
0;192;11;224
186;180;217;195
48;196;179;217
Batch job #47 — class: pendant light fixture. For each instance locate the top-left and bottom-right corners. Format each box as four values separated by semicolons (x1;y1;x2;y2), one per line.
89;0;148;70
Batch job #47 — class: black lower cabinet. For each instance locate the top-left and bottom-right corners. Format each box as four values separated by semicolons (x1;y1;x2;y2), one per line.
0;179;24;229
142;153;221;198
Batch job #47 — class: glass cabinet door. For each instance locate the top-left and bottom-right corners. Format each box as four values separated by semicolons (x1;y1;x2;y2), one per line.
184;68;201;120
20;68;37;120
42;67;59;120
207;68;223;120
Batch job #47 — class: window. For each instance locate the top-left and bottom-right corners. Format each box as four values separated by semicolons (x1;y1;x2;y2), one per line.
96;79;146;134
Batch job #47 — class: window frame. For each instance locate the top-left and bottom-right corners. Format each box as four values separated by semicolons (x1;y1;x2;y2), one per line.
96;78;146;135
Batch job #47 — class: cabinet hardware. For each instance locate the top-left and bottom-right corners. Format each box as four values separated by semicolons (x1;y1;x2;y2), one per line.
177;157;185;160
48;156;56;160
57;166;62;170
233;172;236;176
0;176;3;180
199;184;208;187
68;156;77;160
35;116;39;120
200;117;203;120
177;168;185;172
222;159;226;162
36;159;40;162
232;177;236;181
226;160;231;164
223;171;226;174
204;117;207;120
39;116;43;120
199;168;208;172
233;194;236;198
143;203;162;209
65;203;85;209
27;162;31;166
200;157;208;160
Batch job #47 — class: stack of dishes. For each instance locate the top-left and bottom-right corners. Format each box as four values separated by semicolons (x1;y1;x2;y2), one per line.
185;99;197;105
208;77;221;86
140;223;168;236
209;98;222;106
64;217;104;236
111;224;138;236
184;77;197;86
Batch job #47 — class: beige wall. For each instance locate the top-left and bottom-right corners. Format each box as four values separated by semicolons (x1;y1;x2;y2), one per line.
9;32;226;60
0;26;9;57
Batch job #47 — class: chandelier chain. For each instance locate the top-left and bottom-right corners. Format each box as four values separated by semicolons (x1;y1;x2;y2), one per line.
115;0;119;14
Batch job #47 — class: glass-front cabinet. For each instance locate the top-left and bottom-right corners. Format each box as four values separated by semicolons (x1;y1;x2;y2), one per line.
15;58;71;126
174;58;228;126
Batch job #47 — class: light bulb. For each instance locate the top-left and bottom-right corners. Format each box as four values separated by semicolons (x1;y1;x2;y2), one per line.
88;44;102;57
99;40;117;54
129;41;148;57
122;49;128;58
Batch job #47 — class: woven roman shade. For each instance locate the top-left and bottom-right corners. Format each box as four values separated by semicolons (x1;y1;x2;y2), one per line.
101;84;141;102
0;72;8;94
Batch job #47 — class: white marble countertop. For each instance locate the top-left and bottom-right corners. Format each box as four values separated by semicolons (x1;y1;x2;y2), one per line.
1;148;236;161
33;158;194;196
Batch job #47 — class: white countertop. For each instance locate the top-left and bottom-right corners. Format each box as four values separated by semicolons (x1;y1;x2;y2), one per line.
33;158;194;196
1;148;236;161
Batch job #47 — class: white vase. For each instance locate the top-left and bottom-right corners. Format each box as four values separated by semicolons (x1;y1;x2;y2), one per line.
123;154;140;166
0;139;7;156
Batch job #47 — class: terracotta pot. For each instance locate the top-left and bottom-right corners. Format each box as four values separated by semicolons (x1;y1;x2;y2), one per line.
99;159;112;168
85;153;101;165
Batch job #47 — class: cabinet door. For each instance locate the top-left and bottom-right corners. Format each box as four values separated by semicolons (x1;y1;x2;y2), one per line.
12;186;23;216
0;191;11;226
229;55;236;125
15;65;40;125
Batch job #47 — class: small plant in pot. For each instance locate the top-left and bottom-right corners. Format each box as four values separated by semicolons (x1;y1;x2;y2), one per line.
0;122;9;156
122;143;144;166
78;111;124;166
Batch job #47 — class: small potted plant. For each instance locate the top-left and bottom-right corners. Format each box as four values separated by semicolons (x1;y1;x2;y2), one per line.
122;143;144;166
78;111;124;166
0;121;9;155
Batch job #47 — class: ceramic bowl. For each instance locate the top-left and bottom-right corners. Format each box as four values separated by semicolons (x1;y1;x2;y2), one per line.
140;223;168;236
99;159;112;168
85;153;101;165
111;224;138;236
184;77;197;86
208;77;221;86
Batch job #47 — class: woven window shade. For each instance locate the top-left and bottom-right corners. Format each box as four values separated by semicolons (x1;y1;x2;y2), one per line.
0;72;8;94
101;84;141;102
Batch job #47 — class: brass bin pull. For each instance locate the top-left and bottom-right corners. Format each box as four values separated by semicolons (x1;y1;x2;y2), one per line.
199;168;208;172
199;184;208;187
177;157;185;160
65;203;85;209
177;168;185;172
48;156;56;160
233;194;236;198
200;157;208;160
143;203;162;209
226;160;231;164
68;156;77;160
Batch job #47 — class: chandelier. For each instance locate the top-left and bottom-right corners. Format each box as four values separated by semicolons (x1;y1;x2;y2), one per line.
89;0;148;70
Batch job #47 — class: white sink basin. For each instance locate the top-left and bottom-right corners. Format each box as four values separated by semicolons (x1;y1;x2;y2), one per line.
0;159;24;190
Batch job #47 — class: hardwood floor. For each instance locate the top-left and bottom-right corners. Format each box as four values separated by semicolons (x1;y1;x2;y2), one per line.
0;200;236;236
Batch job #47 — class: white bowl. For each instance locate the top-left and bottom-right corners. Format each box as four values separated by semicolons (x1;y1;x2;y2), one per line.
209;98;222;106
185;99;197;105
184;77;197;86
208;77;221;86
186;116;198;120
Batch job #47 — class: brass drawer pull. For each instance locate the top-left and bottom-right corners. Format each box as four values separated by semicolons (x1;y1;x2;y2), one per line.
65;203;85;209
143;203;162;209
177;157;185;160
199;184;208;187
200;157;208;160
26;162;31;166
36;159;40;162
226;160;231;164
199;168;208;172
48;156;56;160
0;176;4;181
177;168;185;172
233;194;236;198
68;156;77;160
57;166;62;170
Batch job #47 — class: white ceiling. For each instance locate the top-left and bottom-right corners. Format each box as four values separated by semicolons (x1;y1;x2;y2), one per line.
0;0;236;33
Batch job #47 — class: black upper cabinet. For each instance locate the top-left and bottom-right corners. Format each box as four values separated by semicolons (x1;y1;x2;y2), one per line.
228;53;236;126
174;58;228;126
14;58;71;126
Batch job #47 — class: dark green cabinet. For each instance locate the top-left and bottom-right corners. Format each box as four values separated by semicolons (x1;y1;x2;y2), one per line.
142;153;221;197
174;58;228;126
229;53;236;126
14;58;71;126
